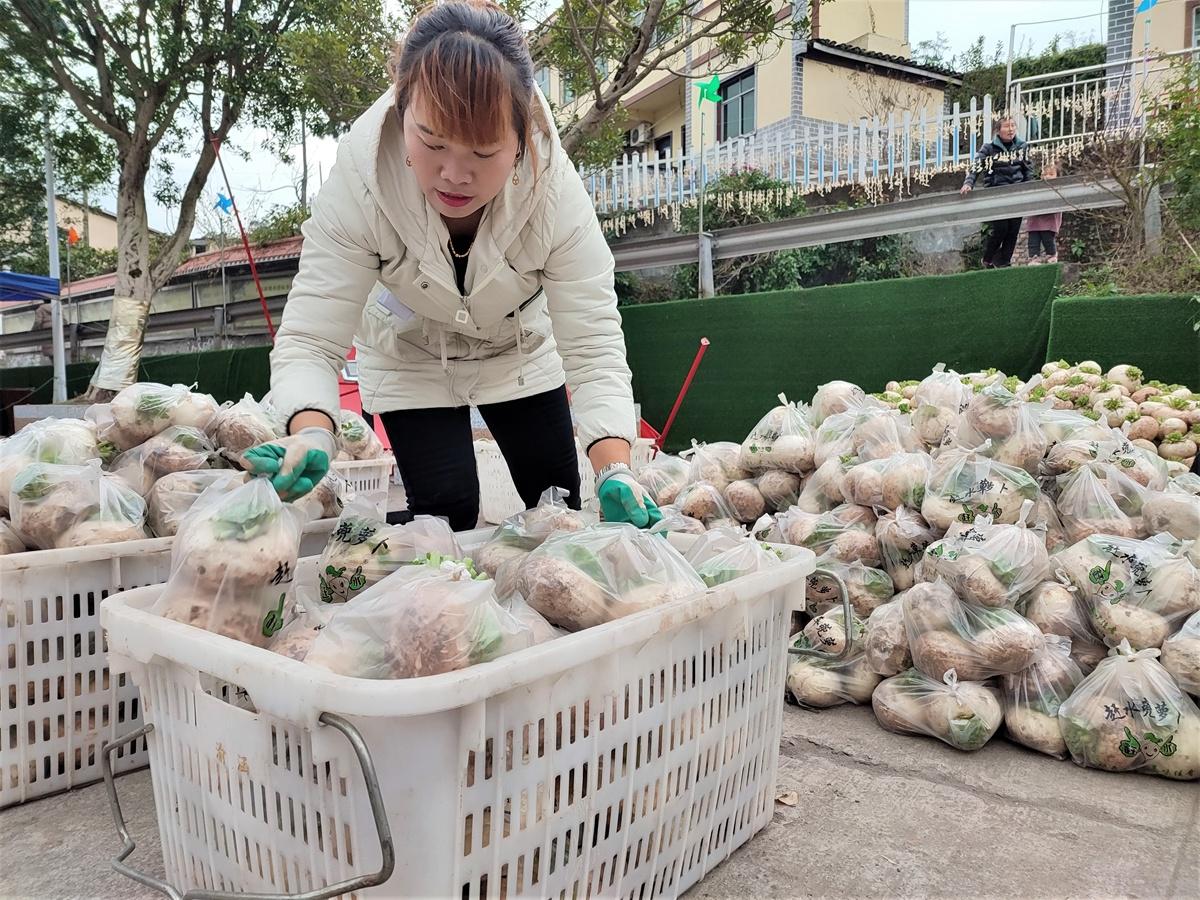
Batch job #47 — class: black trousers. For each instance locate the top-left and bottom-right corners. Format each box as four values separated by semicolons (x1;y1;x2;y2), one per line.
983;217;1022;267
1028;230;1057;257
378;385;582;531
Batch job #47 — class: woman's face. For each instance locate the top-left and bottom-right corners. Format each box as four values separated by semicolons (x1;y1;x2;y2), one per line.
998;119;1016;142
403;91;521;222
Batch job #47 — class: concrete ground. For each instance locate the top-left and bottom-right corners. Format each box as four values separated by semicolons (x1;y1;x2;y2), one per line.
3;704;1196;900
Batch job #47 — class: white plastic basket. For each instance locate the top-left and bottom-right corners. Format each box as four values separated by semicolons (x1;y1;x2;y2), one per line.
0;520;336;809
100;544;817;899
331;456;395;511
477;438;656;525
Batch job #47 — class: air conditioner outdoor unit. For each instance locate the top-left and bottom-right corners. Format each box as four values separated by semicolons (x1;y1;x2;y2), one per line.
627;122;653;146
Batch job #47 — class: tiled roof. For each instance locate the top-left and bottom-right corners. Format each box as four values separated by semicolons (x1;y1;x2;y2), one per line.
63;271;117;296
808;39;962;81
172;235;305;277
63;235;305;296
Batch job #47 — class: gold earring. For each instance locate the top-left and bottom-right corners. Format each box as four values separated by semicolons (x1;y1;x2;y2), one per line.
512;169;520;186
405;156;412;167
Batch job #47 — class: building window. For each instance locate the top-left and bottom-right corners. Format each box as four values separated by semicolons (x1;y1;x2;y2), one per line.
1193;5;1200;47
535;66;551;98
719;68;756;141
562;78;575;105
654;132;673;168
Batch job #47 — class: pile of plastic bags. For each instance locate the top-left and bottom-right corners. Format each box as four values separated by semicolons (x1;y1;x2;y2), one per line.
143;484;791;685
706;364;1200;779
1;383;389;553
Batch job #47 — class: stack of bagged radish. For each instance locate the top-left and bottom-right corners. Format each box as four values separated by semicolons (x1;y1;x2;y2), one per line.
636;364;1200;781
147;483;795;682
876;361;1200;469
0;382;387;554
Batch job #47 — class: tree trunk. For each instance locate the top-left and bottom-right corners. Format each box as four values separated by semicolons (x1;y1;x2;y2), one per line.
84;146;155;397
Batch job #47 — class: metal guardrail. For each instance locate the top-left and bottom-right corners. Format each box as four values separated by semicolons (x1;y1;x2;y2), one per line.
0;295;286;352
610;174;1144;271
0;174;1156;352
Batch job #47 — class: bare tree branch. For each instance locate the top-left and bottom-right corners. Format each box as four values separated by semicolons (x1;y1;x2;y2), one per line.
76;0;146;99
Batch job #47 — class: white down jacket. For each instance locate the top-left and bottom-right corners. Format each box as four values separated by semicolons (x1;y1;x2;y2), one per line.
269;88;636;450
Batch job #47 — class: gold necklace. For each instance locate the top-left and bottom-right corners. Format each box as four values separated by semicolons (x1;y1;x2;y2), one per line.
447;236;473;259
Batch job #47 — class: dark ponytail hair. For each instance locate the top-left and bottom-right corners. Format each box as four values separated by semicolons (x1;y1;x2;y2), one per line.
391;1;541;167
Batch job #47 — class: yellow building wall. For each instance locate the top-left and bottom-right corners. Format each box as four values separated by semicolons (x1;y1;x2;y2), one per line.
1132;0;1187;54
802;59;943;124
1128;0;1190;106
653;106;685;157
818;0;908;50
55;201;119;251
756;45;795;129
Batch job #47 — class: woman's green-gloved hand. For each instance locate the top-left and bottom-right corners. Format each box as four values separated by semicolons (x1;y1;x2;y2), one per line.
242;426;337;501
597;469;662;528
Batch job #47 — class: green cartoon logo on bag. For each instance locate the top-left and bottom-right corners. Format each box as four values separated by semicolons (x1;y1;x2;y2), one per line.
1088;560;1127;603
261;593;286;638
319;564;367;603
1118;726;1141;758
1142;731;1177;759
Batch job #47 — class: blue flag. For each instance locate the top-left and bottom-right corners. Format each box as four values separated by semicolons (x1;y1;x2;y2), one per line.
214;193;233;213
1135;0;1157;13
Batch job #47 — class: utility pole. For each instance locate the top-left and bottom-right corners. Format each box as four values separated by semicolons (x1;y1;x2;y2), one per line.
43;99;67;403
299;109;309;210
81;186;91;245
695;74;721;300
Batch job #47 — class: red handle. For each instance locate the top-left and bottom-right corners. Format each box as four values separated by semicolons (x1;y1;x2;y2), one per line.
655;337;710;451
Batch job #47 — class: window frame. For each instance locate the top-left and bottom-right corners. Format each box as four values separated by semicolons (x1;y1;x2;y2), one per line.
717;67;756;142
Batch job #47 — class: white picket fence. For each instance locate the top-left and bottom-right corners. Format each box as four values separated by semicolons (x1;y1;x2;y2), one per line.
585;48;1196;224
583;96;999;217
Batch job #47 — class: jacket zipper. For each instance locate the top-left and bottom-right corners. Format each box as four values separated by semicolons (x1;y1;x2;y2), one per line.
508;287;544;317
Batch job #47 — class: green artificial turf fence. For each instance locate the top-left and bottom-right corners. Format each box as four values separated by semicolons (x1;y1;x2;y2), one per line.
622;266;1061;449
1046;294;1200;389
0;345;272;406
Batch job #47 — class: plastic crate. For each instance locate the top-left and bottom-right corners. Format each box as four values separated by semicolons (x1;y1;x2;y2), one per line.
331;456;395;511
0;520;336;809
100;542;815;899
477;438;656;525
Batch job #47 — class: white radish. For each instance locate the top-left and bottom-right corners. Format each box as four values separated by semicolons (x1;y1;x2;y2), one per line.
1159;417;1189;440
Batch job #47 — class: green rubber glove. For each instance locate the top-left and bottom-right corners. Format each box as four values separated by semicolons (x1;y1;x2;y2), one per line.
598;472;662;529
242;427;336;501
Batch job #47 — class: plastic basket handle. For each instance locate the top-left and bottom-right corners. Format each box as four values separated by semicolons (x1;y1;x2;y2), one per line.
788;566;856;662
101;713;396;900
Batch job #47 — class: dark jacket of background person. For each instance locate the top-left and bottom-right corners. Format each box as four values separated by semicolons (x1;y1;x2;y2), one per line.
963;135;1031;189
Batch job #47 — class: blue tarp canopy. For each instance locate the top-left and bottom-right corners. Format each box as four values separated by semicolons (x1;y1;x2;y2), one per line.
0;272;59;303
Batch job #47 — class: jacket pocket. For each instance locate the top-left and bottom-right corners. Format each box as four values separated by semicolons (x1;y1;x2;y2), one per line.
511;289;550;353
456;291;550;361
361;299;437;363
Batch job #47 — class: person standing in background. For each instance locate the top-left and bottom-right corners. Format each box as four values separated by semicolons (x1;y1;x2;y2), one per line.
1025;159;1063;265
960;115;1031;268
32;297;54;359
32;297;52;330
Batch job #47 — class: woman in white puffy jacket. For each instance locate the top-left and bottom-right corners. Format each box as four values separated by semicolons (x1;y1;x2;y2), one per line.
247;0;660;531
